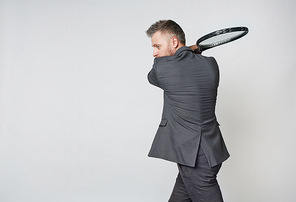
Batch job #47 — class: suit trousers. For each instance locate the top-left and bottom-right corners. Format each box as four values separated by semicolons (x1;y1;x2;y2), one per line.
168;147;224;202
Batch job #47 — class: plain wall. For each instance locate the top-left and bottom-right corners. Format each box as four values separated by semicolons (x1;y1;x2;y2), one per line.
1;0;296;201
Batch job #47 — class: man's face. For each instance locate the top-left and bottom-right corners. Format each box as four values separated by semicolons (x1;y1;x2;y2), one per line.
151;31;174;58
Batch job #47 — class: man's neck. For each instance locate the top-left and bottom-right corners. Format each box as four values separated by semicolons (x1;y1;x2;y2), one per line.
172;44;185;55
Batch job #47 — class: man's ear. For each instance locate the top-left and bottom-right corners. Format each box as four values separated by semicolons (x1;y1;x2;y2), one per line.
171;36;179;48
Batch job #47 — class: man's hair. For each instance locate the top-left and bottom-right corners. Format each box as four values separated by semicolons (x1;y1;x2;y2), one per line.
146;20;186;45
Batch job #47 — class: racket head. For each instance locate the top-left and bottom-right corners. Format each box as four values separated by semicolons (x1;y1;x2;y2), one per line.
195;27;248;53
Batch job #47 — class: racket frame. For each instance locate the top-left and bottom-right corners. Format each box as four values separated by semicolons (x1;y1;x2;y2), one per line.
195;27;249;53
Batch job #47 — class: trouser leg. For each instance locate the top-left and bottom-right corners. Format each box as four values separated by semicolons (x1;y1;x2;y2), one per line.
168;173;192;202
169;147;224;202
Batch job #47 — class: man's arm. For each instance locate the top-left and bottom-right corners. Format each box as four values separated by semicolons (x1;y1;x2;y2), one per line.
148;63;160;87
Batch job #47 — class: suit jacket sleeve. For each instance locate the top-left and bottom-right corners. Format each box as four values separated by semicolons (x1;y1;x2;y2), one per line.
147;59;160;88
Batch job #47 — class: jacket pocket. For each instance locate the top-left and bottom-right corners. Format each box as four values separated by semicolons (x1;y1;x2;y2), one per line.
159;119;168;127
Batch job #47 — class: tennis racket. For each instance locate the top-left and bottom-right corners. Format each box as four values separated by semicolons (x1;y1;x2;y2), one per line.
195;26;249;54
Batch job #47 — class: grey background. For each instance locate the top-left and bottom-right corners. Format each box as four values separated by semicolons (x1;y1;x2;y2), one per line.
0;0;295;201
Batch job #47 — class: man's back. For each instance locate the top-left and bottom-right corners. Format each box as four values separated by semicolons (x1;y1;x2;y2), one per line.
153;46;219;123
148;46;229;167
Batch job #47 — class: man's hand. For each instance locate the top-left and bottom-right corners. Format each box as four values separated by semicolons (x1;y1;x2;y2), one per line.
189;44;201;54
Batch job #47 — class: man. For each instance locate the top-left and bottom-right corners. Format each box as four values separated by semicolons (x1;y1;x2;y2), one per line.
146;20;230;202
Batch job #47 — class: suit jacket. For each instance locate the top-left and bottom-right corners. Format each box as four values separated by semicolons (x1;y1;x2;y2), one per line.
148;46;229;167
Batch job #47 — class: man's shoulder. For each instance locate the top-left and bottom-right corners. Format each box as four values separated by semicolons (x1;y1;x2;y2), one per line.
154;47;217;67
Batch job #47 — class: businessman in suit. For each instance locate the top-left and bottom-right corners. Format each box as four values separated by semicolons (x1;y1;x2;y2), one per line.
146;20;230;202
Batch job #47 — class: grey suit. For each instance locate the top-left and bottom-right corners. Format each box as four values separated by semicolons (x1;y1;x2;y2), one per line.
148;46;229;168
